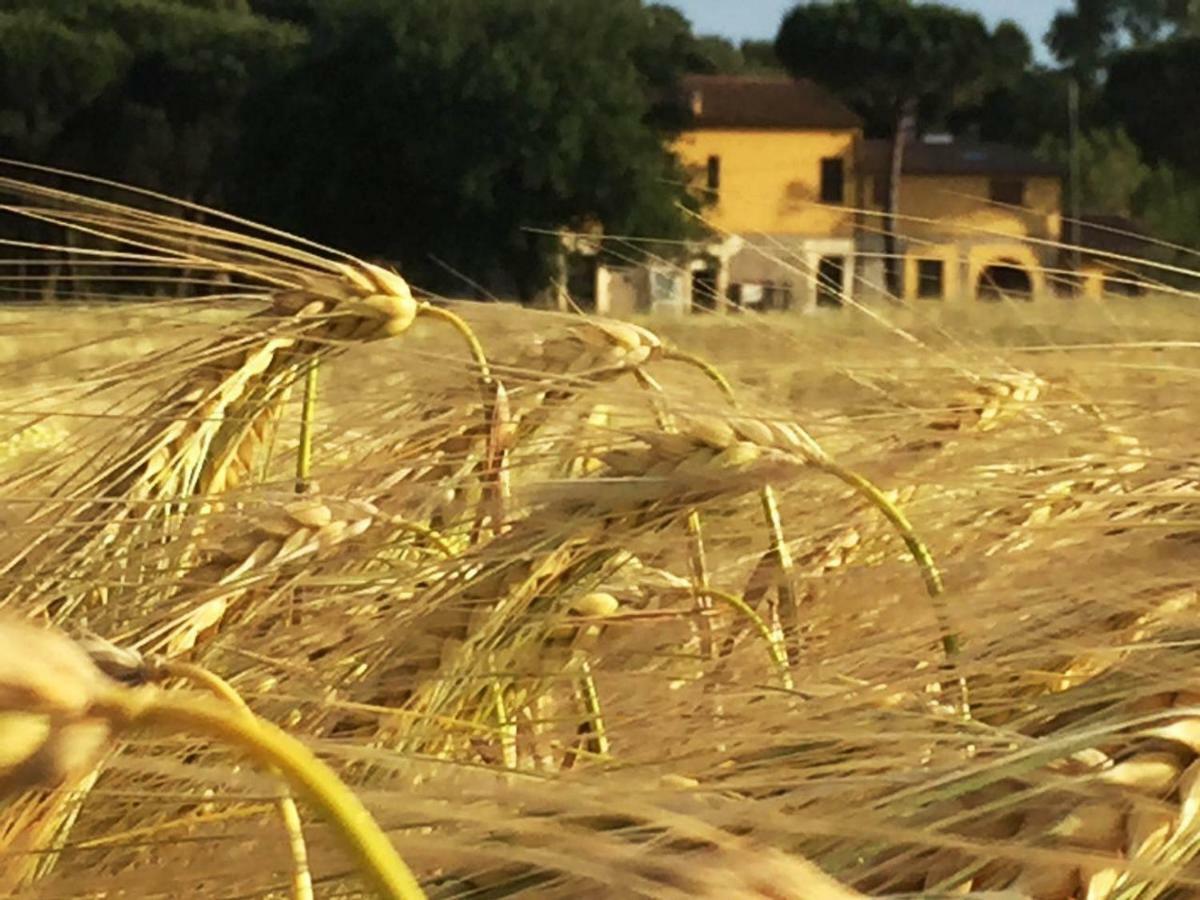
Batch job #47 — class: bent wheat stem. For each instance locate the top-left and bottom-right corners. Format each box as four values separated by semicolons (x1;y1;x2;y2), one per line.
94;686;426;900
662;346;738;402
296;356;319;495
813;460;953;654
416;303;493;387
698;589;794;690
758;486;799;663
658;350;799;662
661;347;956;661
153;660;314;900
575;658;609;758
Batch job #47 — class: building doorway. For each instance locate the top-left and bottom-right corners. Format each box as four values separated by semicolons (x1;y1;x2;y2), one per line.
816;255;846;307
566;255;598;312
692;257;720;312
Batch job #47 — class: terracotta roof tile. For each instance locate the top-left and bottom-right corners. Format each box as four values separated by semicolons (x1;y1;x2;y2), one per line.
680;75;862;131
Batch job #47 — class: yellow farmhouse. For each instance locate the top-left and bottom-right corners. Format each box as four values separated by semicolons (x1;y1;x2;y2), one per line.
561;75;1137;314
673;74;863;311
856;137;1064;302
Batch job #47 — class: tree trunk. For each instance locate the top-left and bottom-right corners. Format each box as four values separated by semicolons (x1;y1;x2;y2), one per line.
884;97;918;299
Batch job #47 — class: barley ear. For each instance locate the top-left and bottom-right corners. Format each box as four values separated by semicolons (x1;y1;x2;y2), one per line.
0;618;115;798
658;346;957;669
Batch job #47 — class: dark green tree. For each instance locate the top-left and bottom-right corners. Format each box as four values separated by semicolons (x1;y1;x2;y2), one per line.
234;0;699;299
637;6;737;81
775;0;1014;136
1137;163;1200;250
739;40;783;74
1103;36;1200;179
948;68;1073;147
0;0;303;206
1047;0;1200;84
690;35;748;74
0;8;128;161
775;0;1023;293
1037;126;1150;216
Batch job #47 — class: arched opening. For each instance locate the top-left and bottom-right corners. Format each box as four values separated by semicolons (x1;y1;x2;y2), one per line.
977;260;1033;301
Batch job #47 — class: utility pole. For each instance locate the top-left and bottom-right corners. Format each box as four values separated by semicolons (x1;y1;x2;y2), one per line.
884;97;917;300
1068;78;1083;272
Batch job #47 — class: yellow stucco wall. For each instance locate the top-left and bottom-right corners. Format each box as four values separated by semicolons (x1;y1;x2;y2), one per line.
902;244;962;301
901;241;1050;300
675;129;860;237
673;127;1068;302
863;174;1062;244
1076;262;1146;298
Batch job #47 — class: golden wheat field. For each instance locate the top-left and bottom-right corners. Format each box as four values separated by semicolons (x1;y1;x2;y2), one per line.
3;164;1200;900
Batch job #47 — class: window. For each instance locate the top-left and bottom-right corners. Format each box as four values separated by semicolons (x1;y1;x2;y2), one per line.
989;178;1026;206
917;259;944;299
820;157;845;204
706;155;721;198
816;256;846;307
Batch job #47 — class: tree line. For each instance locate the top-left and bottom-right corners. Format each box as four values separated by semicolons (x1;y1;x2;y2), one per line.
1;0;1197;300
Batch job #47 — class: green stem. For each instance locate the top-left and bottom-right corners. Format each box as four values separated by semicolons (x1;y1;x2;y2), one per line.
386;518;456;558
698;589;794;690
758;485;799;664
296;356;319;494
659;347;957;661
489;668;518;769
97;686;427;900
576;657;610;758
417;304;493;386
814;459;956;656
154;660;314;900
662;347;738;402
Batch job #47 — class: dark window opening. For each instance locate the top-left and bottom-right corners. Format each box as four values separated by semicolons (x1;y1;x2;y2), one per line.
916;259;945;299
566;255;598;312
692;259;719;312
820;157;845;204
989;178;1026;206
816;256;846;307
706;155;721;198
978;262;1033;301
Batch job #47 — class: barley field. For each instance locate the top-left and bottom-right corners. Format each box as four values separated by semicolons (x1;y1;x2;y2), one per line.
3;166;1200;900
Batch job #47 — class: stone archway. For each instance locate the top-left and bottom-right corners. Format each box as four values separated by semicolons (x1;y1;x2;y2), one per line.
977;259;1033;301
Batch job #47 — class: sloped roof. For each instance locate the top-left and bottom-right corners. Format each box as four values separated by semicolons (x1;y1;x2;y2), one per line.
860;139;1064;178
680;75;862;131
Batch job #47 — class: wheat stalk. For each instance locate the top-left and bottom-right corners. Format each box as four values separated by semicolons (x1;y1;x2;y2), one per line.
0;617;426;899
